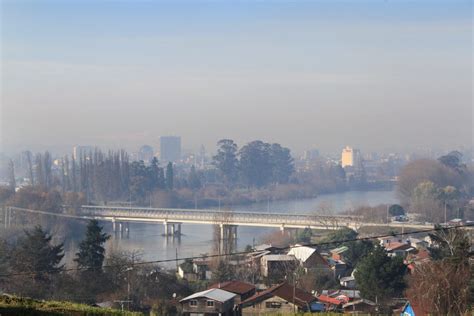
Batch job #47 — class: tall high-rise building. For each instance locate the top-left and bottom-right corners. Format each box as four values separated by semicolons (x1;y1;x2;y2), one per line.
341;146;361;168
160;136;181;163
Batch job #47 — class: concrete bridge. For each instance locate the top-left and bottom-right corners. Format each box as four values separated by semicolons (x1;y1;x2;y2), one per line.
79;205;365;234
3;205;442;240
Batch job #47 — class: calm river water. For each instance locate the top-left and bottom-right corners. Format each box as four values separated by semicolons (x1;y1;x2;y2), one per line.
63;190;398;267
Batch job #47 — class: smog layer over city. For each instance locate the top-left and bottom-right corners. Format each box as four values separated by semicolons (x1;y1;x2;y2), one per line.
0;1;472;315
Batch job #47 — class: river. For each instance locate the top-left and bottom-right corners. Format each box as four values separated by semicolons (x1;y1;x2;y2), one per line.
63;190;398;268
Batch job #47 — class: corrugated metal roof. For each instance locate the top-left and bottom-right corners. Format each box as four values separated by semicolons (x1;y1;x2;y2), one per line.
180;288;236;303
262;254;296;261
330;245;349;254
288;246;316;262
254;243;273;251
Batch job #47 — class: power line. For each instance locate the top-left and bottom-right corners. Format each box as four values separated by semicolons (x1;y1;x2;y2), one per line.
0;223;472;278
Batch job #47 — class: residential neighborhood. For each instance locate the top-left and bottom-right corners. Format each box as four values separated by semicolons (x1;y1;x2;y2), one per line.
174;224;471;315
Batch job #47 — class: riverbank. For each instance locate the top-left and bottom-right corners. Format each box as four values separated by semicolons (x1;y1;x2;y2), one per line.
153;182;396;210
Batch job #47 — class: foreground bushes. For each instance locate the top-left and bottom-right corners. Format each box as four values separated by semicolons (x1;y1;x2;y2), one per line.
0;294;142;316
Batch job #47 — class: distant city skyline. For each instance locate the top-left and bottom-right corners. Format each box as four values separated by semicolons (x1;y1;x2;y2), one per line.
1;1;472;155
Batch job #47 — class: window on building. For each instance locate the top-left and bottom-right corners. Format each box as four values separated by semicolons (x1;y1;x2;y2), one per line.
206;300;214;307
190;300;198;307
265;302;282;309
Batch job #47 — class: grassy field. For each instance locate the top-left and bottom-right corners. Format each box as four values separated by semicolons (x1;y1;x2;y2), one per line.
0;294;143;316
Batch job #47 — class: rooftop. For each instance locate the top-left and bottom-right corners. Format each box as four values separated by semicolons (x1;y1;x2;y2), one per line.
209;280;255;295
241;282;315;308
288;245;317;262
330;245;349;254
317;294;343;306
180;288;236;303
262;254;296;261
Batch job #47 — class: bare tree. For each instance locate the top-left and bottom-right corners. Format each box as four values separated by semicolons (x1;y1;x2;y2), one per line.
25;151;35;186
406;261;470;315
7;160;16;191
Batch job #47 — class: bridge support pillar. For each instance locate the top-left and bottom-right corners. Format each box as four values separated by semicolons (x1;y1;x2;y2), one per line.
163;222;182;237
219;224;238;255
164;221;169;236
119;222;124;236
125;222;130;237
171;224;175;235
112;218;116;233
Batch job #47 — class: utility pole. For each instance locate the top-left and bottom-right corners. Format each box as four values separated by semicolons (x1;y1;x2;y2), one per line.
175;248;179;272
293;280;296;315
444;201;447;224
125;267;133;310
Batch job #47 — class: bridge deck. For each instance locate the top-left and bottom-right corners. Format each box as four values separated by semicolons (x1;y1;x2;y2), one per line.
6;206;456;231
80;205;359;229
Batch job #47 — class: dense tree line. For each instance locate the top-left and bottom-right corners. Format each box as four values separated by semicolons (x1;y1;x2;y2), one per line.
213;139;295;188
397;151;474;222
0;221;191;312
12;150;177;205
7;140;294;207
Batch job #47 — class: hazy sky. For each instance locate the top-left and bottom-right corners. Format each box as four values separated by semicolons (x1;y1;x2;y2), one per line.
1;0;472;155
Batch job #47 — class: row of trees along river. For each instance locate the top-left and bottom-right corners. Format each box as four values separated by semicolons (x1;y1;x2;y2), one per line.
3;139;361;210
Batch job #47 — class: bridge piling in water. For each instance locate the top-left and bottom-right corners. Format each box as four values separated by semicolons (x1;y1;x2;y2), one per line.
219;224;238;254
163;221;182;237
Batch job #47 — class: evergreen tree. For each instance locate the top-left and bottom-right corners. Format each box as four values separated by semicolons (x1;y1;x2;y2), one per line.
354;245;407;301
11;226;64;281
213;139;239;186
166;162;174;190
188;165;202;190
239;140;272;187
75;220;110;272
388;204;406;217
150;157;161;190
269;143;294;184
212;260;235;283
129;160;148;202
342;240;374;268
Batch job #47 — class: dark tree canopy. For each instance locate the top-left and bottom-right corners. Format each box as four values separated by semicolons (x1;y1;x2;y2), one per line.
354;245;407;301
321;227;358;244
188;165;202;190
75;220;110;272
389;204;406;217
11;226;64;281
166;162;174;190
213;139;239;185
343;240;374;268
438;151;466;173
211;260;235;283
239;141;272;187
269;143;294;184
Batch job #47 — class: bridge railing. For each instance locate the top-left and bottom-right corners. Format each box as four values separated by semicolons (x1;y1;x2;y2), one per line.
80;205;360;226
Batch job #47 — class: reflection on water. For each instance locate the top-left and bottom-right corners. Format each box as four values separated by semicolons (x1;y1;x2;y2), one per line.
64;190;398;268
